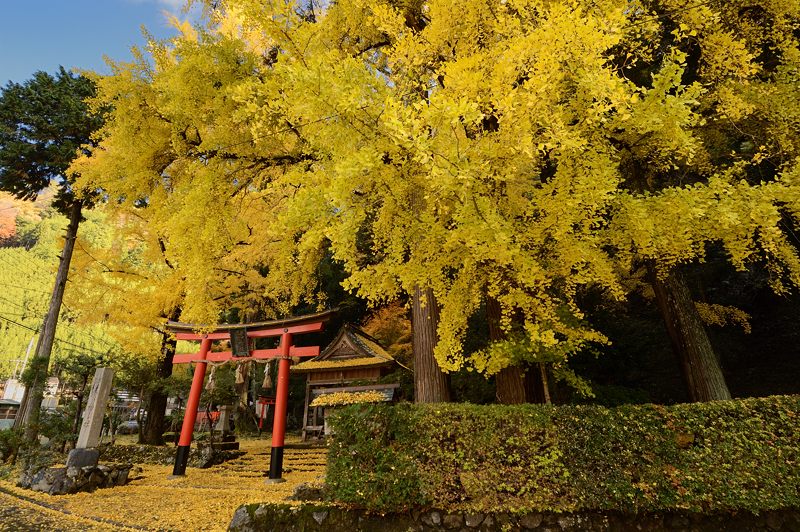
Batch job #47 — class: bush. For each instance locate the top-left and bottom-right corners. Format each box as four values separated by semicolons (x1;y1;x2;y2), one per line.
326;405;426;512
0;428;23;463
38;405;76;450
327;395;800;513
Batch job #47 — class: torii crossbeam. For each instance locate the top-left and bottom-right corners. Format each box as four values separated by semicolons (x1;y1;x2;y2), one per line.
166;309;335;481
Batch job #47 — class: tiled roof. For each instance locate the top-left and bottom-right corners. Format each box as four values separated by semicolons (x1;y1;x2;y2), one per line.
292;324;395;372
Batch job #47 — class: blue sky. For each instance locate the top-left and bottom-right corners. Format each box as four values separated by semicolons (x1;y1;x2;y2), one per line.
0;0;197;86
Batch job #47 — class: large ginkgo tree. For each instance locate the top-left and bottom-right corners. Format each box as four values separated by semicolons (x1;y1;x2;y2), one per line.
75;0;800;402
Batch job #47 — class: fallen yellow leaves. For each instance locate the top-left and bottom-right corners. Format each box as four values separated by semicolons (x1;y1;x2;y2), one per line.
0;488;113;531
292;357;386;371
0;436;326;531
310;391;386;407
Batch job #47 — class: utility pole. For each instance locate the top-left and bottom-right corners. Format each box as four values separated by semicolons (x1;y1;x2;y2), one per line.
18;202;82;438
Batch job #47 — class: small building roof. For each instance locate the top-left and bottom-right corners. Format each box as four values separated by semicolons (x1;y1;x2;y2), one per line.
292;324;394;373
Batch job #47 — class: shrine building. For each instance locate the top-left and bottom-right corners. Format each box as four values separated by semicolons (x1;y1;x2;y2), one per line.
292;324;400;439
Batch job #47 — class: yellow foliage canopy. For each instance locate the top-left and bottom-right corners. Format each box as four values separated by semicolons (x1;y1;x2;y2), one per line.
73;0;800;376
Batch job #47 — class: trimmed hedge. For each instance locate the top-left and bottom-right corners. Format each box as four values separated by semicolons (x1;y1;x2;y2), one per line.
326;395;800;513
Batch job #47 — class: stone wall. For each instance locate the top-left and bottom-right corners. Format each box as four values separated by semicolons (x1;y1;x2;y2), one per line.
18;463;131;496
228;503;800;532
100;443;244;468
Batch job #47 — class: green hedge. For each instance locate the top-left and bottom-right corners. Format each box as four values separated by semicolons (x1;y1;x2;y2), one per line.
326;395;800;513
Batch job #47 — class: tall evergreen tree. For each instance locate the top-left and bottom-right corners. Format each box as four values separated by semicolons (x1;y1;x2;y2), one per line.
0;68;105;437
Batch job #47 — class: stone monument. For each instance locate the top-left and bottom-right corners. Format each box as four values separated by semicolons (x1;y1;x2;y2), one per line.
20;366;131;495
212;404;239;451
67;367;114;468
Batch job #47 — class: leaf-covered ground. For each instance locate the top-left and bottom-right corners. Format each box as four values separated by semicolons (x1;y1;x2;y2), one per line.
0;436;326;531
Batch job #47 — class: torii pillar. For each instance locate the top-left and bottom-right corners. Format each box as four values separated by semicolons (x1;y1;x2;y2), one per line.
167;310;335;480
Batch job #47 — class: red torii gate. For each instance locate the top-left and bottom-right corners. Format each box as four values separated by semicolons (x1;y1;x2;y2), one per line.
166;309;335;481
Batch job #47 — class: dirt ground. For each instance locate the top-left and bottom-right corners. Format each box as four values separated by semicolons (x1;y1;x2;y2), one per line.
0;436;326;531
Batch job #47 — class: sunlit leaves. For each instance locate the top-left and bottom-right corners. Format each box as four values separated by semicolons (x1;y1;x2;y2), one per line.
73;0;800;381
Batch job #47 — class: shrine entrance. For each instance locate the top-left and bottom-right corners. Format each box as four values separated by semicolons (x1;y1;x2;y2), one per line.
166;309;335;482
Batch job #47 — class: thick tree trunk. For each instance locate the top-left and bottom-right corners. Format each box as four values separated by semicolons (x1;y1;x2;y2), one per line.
524;371;547;404
496;368;527;404
411;286;451;403
486;297;526;404
649;266;731;402
140;320;178;445
20;201;82;440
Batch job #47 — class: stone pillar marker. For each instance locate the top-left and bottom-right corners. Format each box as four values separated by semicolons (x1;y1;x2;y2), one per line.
67;367;114;468
215;405;234;434
211;404;240;451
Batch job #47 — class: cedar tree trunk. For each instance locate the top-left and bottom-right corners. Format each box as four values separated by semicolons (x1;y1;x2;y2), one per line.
486;297;526;404
411;286;451;403
649;266;731;402
20;201;82;440
523;370;547;404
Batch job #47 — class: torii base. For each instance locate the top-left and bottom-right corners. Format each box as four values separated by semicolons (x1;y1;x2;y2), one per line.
172;445;191;476
265;446;285;484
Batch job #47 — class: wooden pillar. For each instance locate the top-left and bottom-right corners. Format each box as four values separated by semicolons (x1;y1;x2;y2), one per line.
267;331;292;483
171;337;211;477
301;380;311;441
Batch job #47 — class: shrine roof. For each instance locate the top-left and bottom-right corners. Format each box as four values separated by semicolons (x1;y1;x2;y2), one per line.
165;308;336;334
292;324;395;373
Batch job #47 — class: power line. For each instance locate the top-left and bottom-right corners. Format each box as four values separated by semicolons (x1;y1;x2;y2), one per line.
0;246;50;274
0;253;36;274
0;277;53;296
0;314;39;333
0;313;111;358
0;288;110;347
0;311;30;318
0;251;124;344
59;322;119;351
0;293;45;313
0;277;119;351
